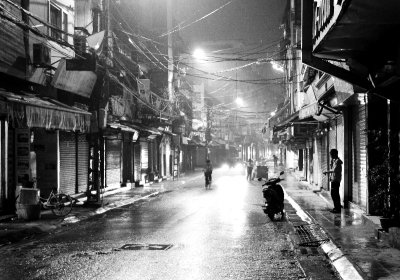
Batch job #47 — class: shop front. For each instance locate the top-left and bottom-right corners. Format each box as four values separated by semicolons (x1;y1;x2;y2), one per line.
0;90;91;212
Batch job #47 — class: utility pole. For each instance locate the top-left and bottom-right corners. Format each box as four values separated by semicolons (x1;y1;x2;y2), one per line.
167;0;174;103
88;0;111;205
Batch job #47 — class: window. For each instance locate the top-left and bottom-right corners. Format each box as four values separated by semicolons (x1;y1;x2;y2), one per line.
49;3;68;41
50;4;62;40
62;12;68;41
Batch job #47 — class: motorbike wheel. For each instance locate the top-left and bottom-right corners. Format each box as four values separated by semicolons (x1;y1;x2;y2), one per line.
267;213;275;221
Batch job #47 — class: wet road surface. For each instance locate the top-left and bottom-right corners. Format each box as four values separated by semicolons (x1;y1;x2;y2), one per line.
0;168;339;280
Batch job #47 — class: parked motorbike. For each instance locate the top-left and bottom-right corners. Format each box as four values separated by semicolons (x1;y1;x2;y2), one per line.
258;171;285;221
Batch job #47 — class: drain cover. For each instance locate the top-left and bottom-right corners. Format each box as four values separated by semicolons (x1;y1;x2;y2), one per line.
294;224;330;247
120;244;173;251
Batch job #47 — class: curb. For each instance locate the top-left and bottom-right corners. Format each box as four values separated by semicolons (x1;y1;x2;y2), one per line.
284;191;365;280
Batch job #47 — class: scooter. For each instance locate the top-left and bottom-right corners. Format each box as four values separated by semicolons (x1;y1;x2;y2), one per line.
258;171;285;221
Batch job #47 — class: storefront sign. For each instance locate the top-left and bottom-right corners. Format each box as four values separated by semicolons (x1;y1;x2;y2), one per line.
15;129;31;186
313;0;334;40
52;59;97;98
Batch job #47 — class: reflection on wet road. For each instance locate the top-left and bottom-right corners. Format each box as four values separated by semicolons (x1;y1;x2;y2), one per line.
0;168;309;280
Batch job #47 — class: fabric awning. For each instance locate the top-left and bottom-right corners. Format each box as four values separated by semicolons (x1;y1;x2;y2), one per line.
0;89;91;132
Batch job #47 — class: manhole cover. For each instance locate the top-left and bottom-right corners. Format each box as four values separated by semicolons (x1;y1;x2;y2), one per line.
294;224;330;247
120;244;173;251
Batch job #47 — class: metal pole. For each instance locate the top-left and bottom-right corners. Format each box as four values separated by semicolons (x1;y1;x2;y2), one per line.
167;0;174;102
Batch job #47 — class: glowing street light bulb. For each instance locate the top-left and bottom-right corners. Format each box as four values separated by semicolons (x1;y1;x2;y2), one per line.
235;97;244;107
193;48;206;61
271;61;284;73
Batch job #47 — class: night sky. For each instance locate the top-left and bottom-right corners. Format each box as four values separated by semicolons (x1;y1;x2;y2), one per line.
174;0;287;123
175;0;286;47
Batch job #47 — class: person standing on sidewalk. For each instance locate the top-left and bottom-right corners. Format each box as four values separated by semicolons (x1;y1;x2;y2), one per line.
246;159;254;181
323;149;343;213
273;155;278;168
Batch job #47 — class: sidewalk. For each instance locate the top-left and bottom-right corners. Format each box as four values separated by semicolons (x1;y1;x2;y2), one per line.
0;171;203;247
281;169;400;280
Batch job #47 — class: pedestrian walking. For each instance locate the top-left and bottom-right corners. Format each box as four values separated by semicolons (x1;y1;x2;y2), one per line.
273;155;278;168
246;159;253;181
323;149;343;213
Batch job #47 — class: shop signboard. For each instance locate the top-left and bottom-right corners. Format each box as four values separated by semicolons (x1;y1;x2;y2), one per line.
15;129;31;186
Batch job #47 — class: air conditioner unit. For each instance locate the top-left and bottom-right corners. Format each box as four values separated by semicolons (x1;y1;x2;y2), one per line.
33;44;51;66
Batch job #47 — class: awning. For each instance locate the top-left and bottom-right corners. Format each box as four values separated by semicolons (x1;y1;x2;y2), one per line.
107;122;139;141
273;112;299;133
108;122;138;134
0;89;91;132
119;121;162;139
87;30;105;52
298;101;339;122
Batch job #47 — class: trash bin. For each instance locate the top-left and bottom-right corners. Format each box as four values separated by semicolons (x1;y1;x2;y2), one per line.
16;188;41;220
16;204;41;220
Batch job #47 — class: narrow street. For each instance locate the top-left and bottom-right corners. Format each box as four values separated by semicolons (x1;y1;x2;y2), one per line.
0;168;338;280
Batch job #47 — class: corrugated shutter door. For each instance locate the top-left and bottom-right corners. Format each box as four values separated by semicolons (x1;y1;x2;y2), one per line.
320;136;328;190
134;143;141;181
141;141;149;171
355;104;368;209
106;139;121;187
77;134;88;193
60;132;76;194
148;140;153;172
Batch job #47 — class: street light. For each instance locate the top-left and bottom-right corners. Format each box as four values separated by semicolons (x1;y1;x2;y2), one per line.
271;61;284;73
193;48;206;61
235;97;244;107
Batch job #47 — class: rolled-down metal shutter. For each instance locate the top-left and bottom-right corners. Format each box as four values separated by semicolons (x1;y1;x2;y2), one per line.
60;132;76;194
148;139;153;173
106;139;121;187
77;134;88;193
134;143;141;182
320;135;328;190
140;140;149;172
354;103;367;209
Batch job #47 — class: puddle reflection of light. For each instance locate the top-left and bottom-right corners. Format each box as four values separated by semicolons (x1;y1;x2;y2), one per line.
215;176;248;238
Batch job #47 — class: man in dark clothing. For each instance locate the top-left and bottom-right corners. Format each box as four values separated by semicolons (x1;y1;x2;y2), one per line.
323;149;343;213
246;159;253;181
204;160;213;184
273;155;278;168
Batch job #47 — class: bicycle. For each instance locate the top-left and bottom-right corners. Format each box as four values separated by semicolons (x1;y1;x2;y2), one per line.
39;188;73;216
